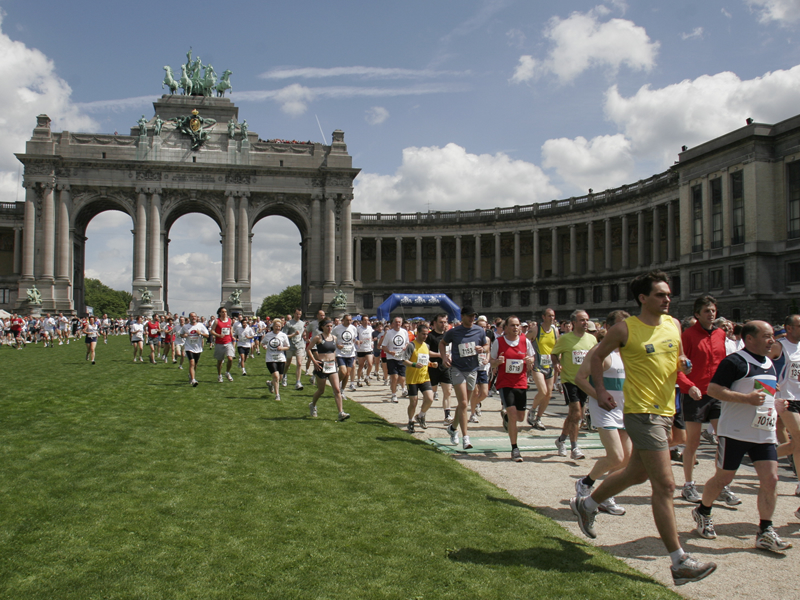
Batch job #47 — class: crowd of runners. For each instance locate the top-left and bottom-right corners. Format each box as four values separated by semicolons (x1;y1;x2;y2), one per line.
5;268;800;586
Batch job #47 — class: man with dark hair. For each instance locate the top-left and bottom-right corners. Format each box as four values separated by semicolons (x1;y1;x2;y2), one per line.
769;313;800;495
426;312;454;424
571;270;716;586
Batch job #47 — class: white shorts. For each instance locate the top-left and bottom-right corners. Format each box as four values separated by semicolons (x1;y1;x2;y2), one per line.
214;343;235;360
588;395;625;429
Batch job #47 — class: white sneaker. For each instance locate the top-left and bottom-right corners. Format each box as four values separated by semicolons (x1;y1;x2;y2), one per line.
349;383;356;392
598;497;626;516
309;402;317;417
571;447;586;460
463;435;473;450
275;394;281;401
218;375;224;383
282;378;287;387
295;382;304;390
401;389;408;397
433;392;439;401
468;413;480;423
391;394;398;403
575;478;592;498
226;372;233;381
448;425;460;445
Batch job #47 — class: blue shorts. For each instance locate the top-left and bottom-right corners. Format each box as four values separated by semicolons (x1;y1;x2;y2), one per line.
387;359;406;377
336;356;355;367
476;369;489;385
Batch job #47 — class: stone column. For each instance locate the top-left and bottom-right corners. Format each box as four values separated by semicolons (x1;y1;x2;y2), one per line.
341;195;353;285
513;230;520;279
133;189;147;283
237;194;250;284
223;194;236;285
454;235;462;281
474;234;481;280
395;237;403;281
637;210;646;267
621;214;630;269
41;183;55;280
415;236;422;281
354;236;362;282
533;228;540;282
56;186;71;281
667;201;676;262
435;235;442;281
21;184;36;280
324;196;336;285
652;205;660;264
13;227;22;275
604;218;612;271
569;224;577;275
148;190;162;282
494;232;501;279
587;221;594;274
310;196;322;284
375;237;382;282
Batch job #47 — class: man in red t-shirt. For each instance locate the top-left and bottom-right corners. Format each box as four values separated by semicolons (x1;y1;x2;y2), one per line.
146;317;161;364
11;315;25;349
212;307;235;382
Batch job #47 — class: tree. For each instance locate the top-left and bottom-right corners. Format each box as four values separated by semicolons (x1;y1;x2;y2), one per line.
84;278;132;317
257;285;302;319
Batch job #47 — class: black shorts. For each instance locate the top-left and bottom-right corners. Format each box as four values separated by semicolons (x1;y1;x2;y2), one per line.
786;400;800;414
429;366;451;386
387;359;406;377
408;381;432;396
681;394;721;423
357;351;371;358
499;388;527;411
238;347;250;356
717;436;777;471
186;351;201;363
85;336;96;344
563;381;588;406
267;362;286;375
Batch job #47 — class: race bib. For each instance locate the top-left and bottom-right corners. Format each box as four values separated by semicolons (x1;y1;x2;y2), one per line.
323;360;336;374
751;406;777;432
790;361;800;381
572;350;588;365
416;354;429;367
458;342;476;357
506;358;524;374
393;352;404;360
540;354;552;367
221;327;230;336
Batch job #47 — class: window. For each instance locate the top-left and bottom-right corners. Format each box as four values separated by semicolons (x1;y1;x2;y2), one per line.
462;292;473;307
692;184;703;252
482;292;493;308
691;271;703;292
710;269;723;290
671;275;681;297
575;287;585;304
731;171;745;245
610;285;620;303
519;290;531;307
362;293;373;310
593;286;603;304
557;288;567;305
538;289;549;306
788;262;800;284
730;265;745;287
710;178;722;249
789;162;800;239
500;291;511;307
731;308;741;322
0;288;9;304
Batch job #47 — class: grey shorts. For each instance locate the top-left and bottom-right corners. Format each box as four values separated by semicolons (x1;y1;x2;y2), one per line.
623;413;672;452
450;368;477;391
286;345;305;360
214;343;235;361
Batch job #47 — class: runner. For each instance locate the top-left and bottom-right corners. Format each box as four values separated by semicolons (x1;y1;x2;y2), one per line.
174;316;187;370
10;313;25;349
283;308;306;390
236;316;255;376
490;315;536;462
468;316;494;423
771;314;800;498
426;313;454;425
42;313;56;348
527;308;560;430
332;313;358;396
212;307;235;382
162;317;177;363
84;315;99;364
356;315;374;386
401;322;435;433
571;270;716;586
100;314;111;344
382;316;410;403
692;320;792;553
304;309;326;376
264;318;290;400
550;309;597;460
130;315;145;362
180;312;209;387
308;319;350;421
145;315;161;364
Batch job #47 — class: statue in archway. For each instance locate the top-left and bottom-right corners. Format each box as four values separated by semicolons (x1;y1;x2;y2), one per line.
26;286;42;305
330;289;348;309
139;289;153;305
228;289;242;305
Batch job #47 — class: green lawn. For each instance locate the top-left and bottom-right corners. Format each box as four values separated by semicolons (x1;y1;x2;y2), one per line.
0;337;681;599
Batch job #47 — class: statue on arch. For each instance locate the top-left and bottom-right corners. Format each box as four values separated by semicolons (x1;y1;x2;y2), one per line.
216;70;232;97
137;115;148;137
228;118;236;139
139;289;153;305
153;115;165;136
330;289;348;309
162;66;178;94
228;289;242;305
240;120;249;140
26;286;42;305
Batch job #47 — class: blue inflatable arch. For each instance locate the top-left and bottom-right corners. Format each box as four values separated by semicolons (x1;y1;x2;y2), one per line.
375;293;461;322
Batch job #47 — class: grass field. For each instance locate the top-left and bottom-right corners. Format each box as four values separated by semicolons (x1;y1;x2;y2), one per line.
0;337;682;599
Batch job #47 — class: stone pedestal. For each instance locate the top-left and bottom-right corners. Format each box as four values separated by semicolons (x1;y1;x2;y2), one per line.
151;135;162;161
136;135;149;160
240;139;250;165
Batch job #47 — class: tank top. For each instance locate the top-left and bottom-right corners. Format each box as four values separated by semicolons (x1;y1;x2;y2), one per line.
589;351;626;429
314;335;336;355
620;314;680;416
406;341;431;385
718;350;777;444
495;336;529;389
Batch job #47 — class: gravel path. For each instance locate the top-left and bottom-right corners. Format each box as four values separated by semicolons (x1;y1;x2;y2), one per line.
345;377;799;599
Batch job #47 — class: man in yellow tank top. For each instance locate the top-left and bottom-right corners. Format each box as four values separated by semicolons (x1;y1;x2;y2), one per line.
570;270;717;586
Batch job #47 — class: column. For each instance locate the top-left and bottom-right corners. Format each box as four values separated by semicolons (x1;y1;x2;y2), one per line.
533;228;540;282
652;205;660;264
133;189;147;282
341;195;353;285
375;237;382;282
56;186;71;281
13;227;22;274
354;236;362;282
148;190;162;282
435;236;442;281
587;221;594;274
454;235;462;281
667;201;676;262
513;230;520;279
21;184;36;279
237;194;250;284
621;214;629;269
310;196;322;284
604;218;612;271
223;194;236;285
395;237;403;281
474;234;481;280
42;184;55;280
569;224;577;275
415;236;422;281
324;196;336;285
637;210;646;267
494;232;501;279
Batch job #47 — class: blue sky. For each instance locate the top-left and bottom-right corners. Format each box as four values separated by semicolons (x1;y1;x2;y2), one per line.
2;0;799;315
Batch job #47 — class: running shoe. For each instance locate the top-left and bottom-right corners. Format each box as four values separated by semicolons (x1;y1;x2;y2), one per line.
226;372;233;382
755;526;792;552
574;478;592;498
309;402;317;418
692;507;717;539
475;404;482;417
448;424;460;446
570;447;586;460
598;497;626;515
443;415;454;426
310;376;315;386
383;379;388;386
468;413;480;424
555;438;567;457
415;413;427;429
357;380;363;387
91;360;95;365
502;410;509;432
218;375;224;383
682;482;702;503
275;394;281;402
337;411;351;421
191;379;198;387
164;356;168;363
570;495;597;539
295;382;304;390
462;435;473;450
511;447;523;462
282;377;287;387
349;382;356;392
267;381;273;393
526;411;536;427
671;554;717;586
407;421;415;434
178;366;184;370
533;418;546;431
701;430;718;445
364;378;370;386
401;389;408;398
242;370;247;376
718;485;742;506
391;394;398;403
433;392;439;401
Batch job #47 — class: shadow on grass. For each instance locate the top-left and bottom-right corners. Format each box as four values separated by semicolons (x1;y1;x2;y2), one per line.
356;416;397;429
486;495;538;512
258;416;311;422
447;537;656;582
375;436;437;450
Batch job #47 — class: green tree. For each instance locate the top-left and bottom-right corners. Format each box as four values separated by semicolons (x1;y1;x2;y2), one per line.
84;278;133;317
257;285;302;319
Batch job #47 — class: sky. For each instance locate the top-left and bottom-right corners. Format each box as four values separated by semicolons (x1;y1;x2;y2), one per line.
2;0;800;315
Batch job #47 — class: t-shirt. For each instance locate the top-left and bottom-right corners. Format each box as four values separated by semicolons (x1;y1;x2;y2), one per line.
237;325;254;348
425;328;447;370
285;319;306;349
130;322;144;341
550;332;597;385
357;325;374;352
332;324;358;357
442;325;487;373
264;331;290;362
181;323;209;354
214;318;233;345
381;327;410;360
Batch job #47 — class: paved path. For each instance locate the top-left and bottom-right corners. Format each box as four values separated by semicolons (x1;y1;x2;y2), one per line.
344;376;799;599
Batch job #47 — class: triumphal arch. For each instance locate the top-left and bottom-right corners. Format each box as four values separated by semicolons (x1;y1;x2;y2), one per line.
15;54;359;316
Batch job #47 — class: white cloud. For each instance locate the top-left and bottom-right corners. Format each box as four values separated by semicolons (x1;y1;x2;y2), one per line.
681;27;704;40
353;143;560;213
272;83;316;117
506;28;526;48
0;13;97;201
365;106;389;125
260;66;464;80
722;8;733;18
511;8;658;84
746;0;800;24
541;134;634;192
